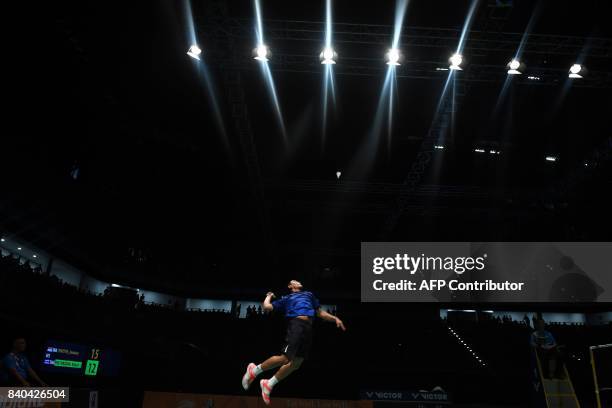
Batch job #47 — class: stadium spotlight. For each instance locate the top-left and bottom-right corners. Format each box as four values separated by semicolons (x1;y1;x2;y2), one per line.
507;59;522;75
187;44;202;60
545;156;558;162
33;254;37;258
474;148;485;153
320;47;337;65
568;64;583;78
17;247;22;250
449;53;463;70
434;145;445;150
254;44;270;62
0;238;5;242
386;48;402;66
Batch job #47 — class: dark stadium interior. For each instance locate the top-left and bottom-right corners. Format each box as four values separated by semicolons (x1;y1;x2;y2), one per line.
2;0;612;407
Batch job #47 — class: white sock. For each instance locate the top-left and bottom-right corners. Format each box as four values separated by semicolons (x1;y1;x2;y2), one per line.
268;376;279;388
254;364;264;376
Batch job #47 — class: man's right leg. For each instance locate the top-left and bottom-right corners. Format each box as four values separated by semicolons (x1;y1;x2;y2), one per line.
260;358;303;405
242;355;288;390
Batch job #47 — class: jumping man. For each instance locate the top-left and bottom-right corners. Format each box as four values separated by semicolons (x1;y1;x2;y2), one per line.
241;280;346;404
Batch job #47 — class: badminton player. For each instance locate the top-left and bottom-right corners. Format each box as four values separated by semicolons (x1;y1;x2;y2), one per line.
241;280;346;404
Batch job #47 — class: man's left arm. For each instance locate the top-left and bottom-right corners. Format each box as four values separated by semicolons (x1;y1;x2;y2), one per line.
316;308;346;331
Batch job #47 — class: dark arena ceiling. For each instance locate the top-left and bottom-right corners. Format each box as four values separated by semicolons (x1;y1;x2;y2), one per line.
2;0;612;299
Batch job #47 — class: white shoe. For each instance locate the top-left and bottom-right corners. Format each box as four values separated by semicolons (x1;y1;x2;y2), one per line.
260;379;272;405
241;363;257;390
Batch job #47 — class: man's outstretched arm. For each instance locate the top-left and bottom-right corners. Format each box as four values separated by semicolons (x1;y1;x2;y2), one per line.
262;292;275;312
317;308;346;331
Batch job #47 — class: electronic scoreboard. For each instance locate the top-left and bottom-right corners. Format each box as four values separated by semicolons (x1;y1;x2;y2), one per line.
40;340;120;377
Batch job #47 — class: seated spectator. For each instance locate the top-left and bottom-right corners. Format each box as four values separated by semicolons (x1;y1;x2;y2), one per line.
0;337;47;386
530;319;565;379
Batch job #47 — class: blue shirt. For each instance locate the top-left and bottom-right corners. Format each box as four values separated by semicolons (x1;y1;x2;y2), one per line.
1;353;31;383
530;330;556;348
272;291;320;318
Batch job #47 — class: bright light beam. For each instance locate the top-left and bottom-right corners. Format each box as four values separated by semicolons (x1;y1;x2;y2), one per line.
392;0;409;49
260;56;287;142
514;2;542;62
383;0;409;152
253;0;287;143
347;67;395;179
252;0;270;62
328;63;337;105
254;0;264;45
492;3;541;118
325;0;333;48
197;62;231;156
322;64;334;147
321;0;336;149
420;0;478;187
325;0;337;106
427;2;481;159
456;0;479;55
183;0;202;61
182;0;231;158
387;70;399;154
505;3;541;76
437;1;479;145
183;0;197;47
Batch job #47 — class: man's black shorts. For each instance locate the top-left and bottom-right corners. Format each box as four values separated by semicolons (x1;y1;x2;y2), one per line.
281;318;313;360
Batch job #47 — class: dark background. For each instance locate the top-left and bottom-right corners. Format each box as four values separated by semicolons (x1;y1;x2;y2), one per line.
3;0;611;299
